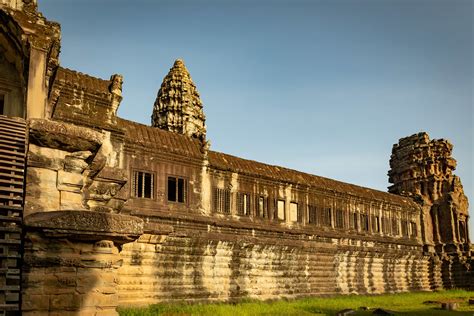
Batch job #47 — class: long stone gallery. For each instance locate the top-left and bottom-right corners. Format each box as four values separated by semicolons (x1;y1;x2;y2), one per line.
0;1;472;315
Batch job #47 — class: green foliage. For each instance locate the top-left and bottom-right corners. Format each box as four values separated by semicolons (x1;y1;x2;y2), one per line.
118;290;474;315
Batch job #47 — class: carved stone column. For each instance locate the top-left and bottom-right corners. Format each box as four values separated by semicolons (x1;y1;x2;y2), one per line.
22;211;143;316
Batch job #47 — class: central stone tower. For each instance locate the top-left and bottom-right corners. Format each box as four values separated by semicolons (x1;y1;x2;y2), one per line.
151;59;207;142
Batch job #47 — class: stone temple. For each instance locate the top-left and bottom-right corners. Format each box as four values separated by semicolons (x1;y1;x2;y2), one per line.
0;1;472;315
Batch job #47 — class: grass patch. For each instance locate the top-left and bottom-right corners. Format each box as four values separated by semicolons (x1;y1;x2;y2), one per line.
118;290;474;315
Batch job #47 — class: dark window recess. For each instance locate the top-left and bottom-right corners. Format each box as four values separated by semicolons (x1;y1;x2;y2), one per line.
308;205;318;225
168;176;187;203
401;220;409;237
213;187;231;214
0;94;4;115
323;207;332;227
392;218;399;236
257;196;266;218
459;221;467;242
370;215;380;233
361;214;369;231
335;209;344;228
410;221;417;237
237;192;251;216
349;212;358;230
382;217;391;234
133;171;154;198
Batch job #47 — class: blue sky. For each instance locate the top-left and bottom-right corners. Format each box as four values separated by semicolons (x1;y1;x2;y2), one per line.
40;0;472;239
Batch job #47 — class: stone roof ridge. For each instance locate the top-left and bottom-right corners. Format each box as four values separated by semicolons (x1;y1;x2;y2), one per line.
208;150;418;207
56;66;111;94
117;117;204;159
119;116;418;207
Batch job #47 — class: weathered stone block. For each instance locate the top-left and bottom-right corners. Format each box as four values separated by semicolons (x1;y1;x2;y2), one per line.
64;156;89;173
57;170;83;192
50;293;81;310
106;198;125;212
95;309;118;316
29;118;103;152
27;144;68;170
81;293;118;308
60;191;83;210
25;168;60;214
22;294;50;311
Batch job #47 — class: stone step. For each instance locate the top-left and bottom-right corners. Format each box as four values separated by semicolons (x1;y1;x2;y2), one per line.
0;142;25;155
0;159;25;168
0;304;19;311
0;166;24;174
0;215;21;223
0;149;24;158
0;131;25;142
0;186;23;194
0;226;22;233
0;124;26;134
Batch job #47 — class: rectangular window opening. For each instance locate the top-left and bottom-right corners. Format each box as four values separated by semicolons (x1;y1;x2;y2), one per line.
177;178;185;202
361;214;369;231
237;192;251;216
335;209;344;229
308;205;318;225
213;187;231;214
401;220;409;237
410;221;417;237
133;171;154;199
392;218;400;236
276;200;285;220
324;207;332;227
290;202;299;222
257;196;266;218
349;212;357;230
168;176;187;203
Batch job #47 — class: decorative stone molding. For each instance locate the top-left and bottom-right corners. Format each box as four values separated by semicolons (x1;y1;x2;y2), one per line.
24;210;144;242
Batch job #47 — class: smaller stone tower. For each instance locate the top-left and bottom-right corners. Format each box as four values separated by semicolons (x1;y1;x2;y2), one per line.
388;132;470;249
151;59;206;142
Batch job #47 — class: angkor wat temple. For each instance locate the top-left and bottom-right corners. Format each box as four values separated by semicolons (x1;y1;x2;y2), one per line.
0;1;472;315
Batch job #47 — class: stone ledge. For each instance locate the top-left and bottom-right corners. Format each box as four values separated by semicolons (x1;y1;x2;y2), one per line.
24;210;143;242
29;118;103;152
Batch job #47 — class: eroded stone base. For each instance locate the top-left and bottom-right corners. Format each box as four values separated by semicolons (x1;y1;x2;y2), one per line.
117;222;438;306
22;232;122;316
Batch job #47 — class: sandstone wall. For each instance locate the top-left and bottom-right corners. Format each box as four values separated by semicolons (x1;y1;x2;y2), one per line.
117;215;435;306
22;233;122;316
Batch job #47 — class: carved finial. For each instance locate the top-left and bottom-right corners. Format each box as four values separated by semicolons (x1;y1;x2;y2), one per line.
174;59;185;66
109;74;123;97
109;74;123;116
151;59;207;142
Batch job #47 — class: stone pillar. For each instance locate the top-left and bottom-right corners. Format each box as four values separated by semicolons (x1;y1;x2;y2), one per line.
22;211;143;315
26;48;48;119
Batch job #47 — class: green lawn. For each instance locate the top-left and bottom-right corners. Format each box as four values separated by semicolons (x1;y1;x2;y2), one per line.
118;290;474;315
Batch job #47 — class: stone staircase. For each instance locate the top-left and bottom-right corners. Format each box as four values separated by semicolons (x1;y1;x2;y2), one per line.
0;115;27;315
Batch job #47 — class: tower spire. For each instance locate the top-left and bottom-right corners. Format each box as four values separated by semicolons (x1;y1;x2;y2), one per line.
151;59;206;142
